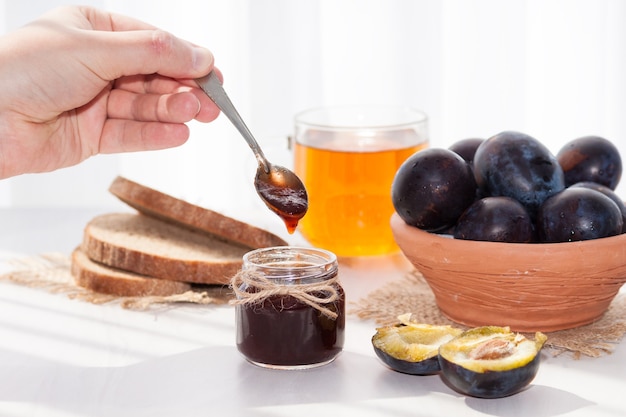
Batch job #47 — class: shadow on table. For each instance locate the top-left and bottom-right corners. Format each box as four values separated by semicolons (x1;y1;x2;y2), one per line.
0;346;593;417
462;385;593;417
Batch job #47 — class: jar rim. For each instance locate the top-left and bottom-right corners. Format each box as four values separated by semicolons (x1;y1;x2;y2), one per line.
243;246;338;280
243;246;337;266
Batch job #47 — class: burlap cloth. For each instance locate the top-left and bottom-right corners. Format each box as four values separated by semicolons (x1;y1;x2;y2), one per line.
0;253;233;310
1;253;625;358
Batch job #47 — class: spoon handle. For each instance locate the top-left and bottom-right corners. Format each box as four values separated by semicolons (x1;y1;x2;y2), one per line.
196;71;270;172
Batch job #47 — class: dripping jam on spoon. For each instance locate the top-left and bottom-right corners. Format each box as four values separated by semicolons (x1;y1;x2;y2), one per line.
195;71;308;233
254;164;308;234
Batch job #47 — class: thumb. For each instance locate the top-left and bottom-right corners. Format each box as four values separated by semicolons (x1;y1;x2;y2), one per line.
86;29;214;81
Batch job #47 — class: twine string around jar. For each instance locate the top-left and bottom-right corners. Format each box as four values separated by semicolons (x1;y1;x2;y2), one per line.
229;269;340;319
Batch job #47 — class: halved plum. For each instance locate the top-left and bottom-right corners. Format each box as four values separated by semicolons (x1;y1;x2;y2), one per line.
372;314;462;375
438;326;547;398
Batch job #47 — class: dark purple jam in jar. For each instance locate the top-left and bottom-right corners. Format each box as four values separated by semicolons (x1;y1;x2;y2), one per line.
233;247;344;369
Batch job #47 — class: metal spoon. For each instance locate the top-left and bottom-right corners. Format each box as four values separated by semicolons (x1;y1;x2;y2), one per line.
195;71;308;233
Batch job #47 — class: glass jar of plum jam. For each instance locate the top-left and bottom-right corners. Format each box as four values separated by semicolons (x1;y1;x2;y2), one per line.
232;246;344;369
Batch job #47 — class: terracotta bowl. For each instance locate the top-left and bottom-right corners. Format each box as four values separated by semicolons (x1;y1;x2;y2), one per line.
390;212;626;332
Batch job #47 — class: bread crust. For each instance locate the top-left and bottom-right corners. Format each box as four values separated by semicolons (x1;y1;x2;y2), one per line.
82;213;245;285
71;248;192;297
109;176;288;249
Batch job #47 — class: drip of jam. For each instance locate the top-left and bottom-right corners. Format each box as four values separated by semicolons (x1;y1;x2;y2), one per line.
255;165;308;234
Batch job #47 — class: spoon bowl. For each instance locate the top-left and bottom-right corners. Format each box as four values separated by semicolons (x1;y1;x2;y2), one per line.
255;165;308;233
196;71;308;232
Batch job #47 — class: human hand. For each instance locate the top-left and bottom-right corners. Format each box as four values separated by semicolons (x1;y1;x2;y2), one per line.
0;5;221;179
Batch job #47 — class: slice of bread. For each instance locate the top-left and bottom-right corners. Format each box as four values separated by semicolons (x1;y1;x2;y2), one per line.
81;212;247;285
71;247;192;297
108;176;288;249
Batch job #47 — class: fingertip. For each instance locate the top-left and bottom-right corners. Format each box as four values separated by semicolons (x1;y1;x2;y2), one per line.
195;102;221;123
192;46;214;74
100;120;191;154
194;95;202;117
166;91;203;122
180;91;202;119
142;123;191;150
155;123;191;146
188;88;221;122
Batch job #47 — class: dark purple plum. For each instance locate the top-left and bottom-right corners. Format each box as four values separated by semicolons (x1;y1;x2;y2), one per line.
372;323;462;376
537;187;623;242
449;138;485;165
440;350;541;399
438;327;547;399
473;131;565;217
557;135;622;190
392;148;477;232
570;181;626;233
454;197;534;243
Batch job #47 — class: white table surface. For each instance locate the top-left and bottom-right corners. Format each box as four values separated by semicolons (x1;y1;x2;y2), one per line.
0;207;624;417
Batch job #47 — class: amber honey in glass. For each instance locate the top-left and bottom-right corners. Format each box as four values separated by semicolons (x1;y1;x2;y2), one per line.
293;106;428;257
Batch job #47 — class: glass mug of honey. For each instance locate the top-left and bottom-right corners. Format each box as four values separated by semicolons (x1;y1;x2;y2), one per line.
293;105;428;257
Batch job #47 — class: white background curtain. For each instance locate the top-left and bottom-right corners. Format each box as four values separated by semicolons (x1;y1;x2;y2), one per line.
0;0;624;224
